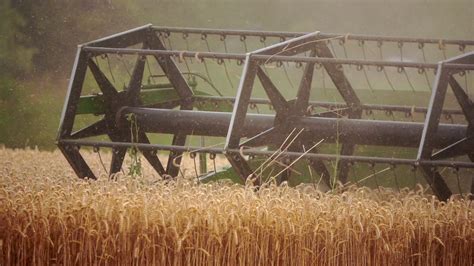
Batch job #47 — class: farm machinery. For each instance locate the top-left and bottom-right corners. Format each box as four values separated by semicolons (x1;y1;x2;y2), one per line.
57;24;474;201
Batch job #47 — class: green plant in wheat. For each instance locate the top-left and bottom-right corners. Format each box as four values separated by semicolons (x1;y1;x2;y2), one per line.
127;113;142;177
330;117;341;190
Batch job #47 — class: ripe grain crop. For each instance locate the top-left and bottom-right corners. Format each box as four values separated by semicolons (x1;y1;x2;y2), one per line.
0;147;473;265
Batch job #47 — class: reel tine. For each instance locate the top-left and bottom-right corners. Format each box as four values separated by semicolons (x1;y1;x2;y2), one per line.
166;133;187;177
282;62;295;89
182;32;190;48
210;153;217;175
190;152;199;183
370;163;382;194
103;54;117;84
397;42;418;93
355;163;390;189
402;67;417;93
377;43;397;92
88;59;119;98
194;34;215;84
358;41;375;93
328;40;338;59
202;33;211;52
321;67;327;96
202;58;214;84
199;137;207;174
221;34;231;62
222;59;235;89
240;35;248;53
418;43;434;91
94;146;109;175
177;52;192;78
117;54;132;79
259;34;270;75
391;164;400;193
145;57;156;84
411;165;418;190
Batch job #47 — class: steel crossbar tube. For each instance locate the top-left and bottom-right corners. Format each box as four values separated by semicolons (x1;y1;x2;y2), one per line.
57;139;474;169
192;96;464;115
83;24;152;48
82;47;451;69
444;63;474;70
152;27;304;39
151;26;474;46
251;31;321;55
83;47;245;60
118;108;467;148
251;55;465;70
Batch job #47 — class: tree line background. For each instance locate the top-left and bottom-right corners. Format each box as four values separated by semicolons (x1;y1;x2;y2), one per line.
1;0;472;149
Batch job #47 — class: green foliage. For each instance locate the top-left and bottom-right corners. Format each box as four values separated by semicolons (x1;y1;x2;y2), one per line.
0;80;32;148
0;1;38;148
12;0;139;74
0;0;139;148
127;114;143;178
0;1;35;75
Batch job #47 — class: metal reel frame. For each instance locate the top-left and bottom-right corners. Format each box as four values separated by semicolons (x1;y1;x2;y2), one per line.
57;24;474;201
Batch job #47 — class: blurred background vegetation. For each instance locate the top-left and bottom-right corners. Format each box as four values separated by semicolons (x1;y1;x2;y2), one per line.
0;0;472;149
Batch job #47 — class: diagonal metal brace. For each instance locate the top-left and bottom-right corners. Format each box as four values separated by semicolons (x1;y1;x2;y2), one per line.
431;77;473;160
70;119;108;139
256;67;289;115
448;77;474;125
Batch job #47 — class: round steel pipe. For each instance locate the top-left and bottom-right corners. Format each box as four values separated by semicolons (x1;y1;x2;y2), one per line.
123;107;467;149
151;26;474;46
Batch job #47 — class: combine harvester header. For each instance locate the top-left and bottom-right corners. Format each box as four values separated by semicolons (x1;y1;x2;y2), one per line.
57;24;474;201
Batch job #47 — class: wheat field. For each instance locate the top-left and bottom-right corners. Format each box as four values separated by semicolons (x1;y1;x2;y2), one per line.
0;147;472;265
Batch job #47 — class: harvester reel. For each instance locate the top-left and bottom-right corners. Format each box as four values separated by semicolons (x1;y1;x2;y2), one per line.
57;24;474;201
